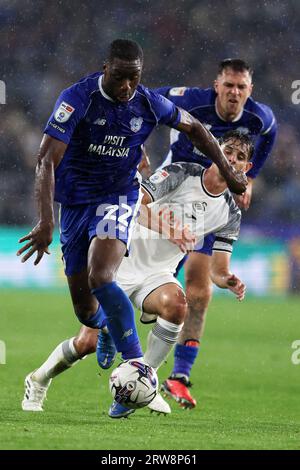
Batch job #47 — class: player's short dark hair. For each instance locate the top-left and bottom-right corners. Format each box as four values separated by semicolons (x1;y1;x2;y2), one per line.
108;39;143;63
218;58;253;77
219;130;254;161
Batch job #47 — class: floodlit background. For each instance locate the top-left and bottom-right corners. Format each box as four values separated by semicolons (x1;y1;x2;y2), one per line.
1;0;300;295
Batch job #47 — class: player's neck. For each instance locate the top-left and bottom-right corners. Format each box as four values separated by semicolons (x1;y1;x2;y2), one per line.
101;81;115;101
215;99;239;122
203;166;227;195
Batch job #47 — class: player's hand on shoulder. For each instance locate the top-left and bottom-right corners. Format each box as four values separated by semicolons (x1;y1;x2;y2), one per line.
17;220;54;265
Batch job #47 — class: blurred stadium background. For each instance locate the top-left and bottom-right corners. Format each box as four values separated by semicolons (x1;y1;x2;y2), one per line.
1;0;300;295
1;0;300;450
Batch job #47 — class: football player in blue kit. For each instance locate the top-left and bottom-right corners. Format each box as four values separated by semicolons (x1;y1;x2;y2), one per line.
155;59;277;407
21;130;252;418
17;41;247;389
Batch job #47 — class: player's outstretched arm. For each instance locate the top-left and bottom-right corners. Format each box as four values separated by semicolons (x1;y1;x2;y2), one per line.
176;109;247;195
17;135;67;265
211;251;246;301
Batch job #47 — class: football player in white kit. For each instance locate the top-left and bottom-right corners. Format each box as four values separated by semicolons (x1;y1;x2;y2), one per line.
22;130;252;417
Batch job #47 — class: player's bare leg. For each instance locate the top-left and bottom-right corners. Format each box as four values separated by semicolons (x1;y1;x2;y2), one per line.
125;282;184;415
23;269;97;412
179;252;212;344
67;269;99;325
22;281;186;414
68;267;116;368
22;269;99;411
162;252;212;409
142;283;186;369
87;237;143;361
22;260;117;412
108;282;188;417
88;236;144;418
80;282;187;416
61;281;187;373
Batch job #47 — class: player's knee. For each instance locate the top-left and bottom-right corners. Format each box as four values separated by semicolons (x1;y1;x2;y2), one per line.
74;327;97;356
88;268;114;289
159;297;188;324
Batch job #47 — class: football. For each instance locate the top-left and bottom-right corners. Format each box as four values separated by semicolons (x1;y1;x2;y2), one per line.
109;360;158;409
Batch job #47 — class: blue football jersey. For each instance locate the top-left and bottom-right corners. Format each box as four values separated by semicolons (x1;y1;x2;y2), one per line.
156;86;277;178
44;73;181;205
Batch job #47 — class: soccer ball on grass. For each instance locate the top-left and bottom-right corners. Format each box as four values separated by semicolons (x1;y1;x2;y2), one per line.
109;360;158;409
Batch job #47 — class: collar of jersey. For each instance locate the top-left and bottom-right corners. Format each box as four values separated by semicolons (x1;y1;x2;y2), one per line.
214;99;244;122
201;169;226;198
98;75;136;102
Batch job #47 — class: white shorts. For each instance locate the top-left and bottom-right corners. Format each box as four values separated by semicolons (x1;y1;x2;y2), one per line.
117;272;183;324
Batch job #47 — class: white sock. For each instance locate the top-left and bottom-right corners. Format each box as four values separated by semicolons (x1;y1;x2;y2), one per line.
32;337;80;386
144;317;183;370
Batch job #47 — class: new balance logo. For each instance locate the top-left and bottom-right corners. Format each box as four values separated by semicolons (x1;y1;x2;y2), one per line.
93;118;106;126
121;329;133;340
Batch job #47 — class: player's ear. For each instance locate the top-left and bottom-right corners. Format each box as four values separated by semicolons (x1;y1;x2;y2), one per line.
245;161;253;174
214;79;219;93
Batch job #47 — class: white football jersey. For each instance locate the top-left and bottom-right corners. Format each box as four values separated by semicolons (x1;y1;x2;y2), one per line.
117;162;241;282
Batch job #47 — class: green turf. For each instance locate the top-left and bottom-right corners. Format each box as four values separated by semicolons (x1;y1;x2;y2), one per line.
0;290;300;450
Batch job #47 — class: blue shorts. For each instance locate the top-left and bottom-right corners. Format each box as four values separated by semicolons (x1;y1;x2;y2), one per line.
59;190;141;276
175;233;216;277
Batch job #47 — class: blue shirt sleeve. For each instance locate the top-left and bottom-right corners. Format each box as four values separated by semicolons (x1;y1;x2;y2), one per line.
154;86;204;112
247;107;277;179
154;86;173;98
146;89;181;128
44;85;88;144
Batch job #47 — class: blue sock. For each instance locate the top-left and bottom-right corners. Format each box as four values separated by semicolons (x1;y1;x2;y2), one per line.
172;341;199;380
91;282;143;360
75;304;106;329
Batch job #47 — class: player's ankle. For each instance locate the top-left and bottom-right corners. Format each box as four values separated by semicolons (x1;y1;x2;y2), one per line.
31;371;51;387
170;373;190;384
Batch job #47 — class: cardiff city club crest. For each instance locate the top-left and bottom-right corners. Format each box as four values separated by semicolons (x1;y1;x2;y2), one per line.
130;116;143;133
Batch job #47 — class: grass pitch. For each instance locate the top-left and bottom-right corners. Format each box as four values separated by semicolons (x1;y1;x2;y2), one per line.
0;290;300;450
